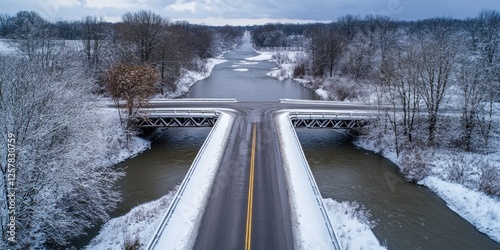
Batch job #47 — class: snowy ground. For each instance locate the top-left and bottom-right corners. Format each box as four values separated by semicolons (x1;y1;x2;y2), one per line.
324;199;386;250
166;57;227;99
91;108;152;167
85;186;179;250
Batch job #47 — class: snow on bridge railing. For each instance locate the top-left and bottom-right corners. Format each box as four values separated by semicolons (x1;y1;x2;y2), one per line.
149;98;237;103
279;99;372;107
288;111;376;120
138;109;220;118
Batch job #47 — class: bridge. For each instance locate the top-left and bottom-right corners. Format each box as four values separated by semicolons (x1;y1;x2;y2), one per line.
131;99;377;250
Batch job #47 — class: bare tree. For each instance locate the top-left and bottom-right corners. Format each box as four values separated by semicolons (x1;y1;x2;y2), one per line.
7;11;61;70
119;10;167;63
456;52;486;151
417;20;458;145
306;26;345;77
80;16;109;74
382;39;422;144
470;10;500;146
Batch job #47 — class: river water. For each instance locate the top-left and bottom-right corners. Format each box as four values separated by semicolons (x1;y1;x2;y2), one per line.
80;35;499;249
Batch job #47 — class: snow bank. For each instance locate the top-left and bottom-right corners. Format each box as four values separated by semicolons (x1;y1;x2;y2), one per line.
245;51;274;61
315;88;329;100
147;111;234;250
233;68;249;72
85;186;179;250
276;112;341;249
420;177;500;243
355;118;500;244
93;108;151;166
167;58;227;98
324;199;386;250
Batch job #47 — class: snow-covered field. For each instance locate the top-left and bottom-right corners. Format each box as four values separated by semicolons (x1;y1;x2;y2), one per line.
0;39;16;54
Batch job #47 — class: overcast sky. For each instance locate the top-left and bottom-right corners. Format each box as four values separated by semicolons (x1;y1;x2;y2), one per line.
1;0;499;25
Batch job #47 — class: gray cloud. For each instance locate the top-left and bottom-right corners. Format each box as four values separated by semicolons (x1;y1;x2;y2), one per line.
1;0;499;25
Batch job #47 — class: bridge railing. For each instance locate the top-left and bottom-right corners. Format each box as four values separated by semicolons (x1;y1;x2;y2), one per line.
133;109;220;128
289;111;376;120
288;111;375;129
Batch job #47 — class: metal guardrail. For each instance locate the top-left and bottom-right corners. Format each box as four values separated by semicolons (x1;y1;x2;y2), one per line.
282;114;342;249
289;111;376;119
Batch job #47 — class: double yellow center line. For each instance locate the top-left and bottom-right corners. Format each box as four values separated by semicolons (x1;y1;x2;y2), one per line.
245;123;257;250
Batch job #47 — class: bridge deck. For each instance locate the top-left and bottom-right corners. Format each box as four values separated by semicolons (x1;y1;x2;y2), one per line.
139;100;376;250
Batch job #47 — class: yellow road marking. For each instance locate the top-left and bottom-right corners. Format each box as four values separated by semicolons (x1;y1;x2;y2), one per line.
245;123;257;250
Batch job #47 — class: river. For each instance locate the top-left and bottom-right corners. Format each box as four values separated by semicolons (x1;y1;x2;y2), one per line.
79;35;499;249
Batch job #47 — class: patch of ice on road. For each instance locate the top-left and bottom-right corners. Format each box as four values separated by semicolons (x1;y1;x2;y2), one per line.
233;68;249;72
231;64;240;67
420;176;500;243
324;199;386;250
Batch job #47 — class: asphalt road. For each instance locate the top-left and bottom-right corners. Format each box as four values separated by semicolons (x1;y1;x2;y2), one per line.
189;103;293;250
140;101;374;249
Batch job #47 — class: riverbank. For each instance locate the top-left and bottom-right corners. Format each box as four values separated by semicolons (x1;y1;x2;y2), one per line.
252;49;500;244
165;57;228;99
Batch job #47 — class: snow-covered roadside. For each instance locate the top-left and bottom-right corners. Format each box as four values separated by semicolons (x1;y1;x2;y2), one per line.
166;57;227;98
276;111;385;249
85;185;179;250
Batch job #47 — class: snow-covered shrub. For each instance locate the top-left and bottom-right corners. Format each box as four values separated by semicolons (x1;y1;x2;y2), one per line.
479;163;500;198
122;235;140;250
323;77;366;101
400;149;430;182
447;155;474;185
271;52;291;64
293;60;307;78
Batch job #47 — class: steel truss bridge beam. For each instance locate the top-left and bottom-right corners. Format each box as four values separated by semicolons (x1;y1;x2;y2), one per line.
134;110;219;128
289;112;373;129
